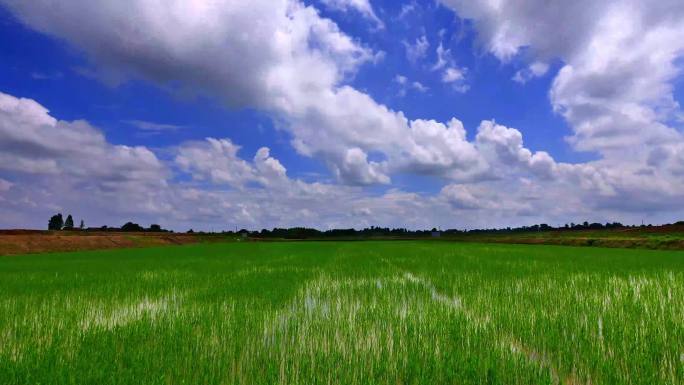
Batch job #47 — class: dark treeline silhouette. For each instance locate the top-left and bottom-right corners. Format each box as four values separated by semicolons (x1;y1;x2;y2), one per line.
47;213;169;233
47;212;684;238
256;226;436;239
467;221;627;234
242;221;684;239
96;222;170;233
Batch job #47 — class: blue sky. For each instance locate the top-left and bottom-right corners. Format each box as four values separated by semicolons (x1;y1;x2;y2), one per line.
1;0;683;230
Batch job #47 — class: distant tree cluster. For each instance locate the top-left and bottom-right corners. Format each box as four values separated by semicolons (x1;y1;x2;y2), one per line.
468;221;627;234
48;213;81;231
48;213;63;230
47;213;169;233
108;222;170;232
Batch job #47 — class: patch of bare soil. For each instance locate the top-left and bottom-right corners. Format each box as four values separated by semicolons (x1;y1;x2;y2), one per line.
0;231;200;256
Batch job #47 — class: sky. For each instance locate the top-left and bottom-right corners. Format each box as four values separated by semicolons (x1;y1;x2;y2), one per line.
0;0;683;231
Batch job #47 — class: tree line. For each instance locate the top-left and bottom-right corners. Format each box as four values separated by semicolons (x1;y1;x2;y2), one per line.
47;212;684;237
47;213;168;232
238;221;684;239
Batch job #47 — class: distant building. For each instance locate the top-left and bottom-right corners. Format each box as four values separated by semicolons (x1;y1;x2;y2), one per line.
431;231;441;238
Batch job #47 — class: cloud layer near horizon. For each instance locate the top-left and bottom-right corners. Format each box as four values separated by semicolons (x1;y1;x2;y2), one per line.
1;0;684;230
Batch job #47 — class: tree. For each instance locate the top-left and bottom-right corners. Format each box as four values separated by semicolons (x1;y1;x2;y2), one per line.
149;224;162;232
80;220;85;230
121;222;144;232
48;213;64;231
64;215;74;230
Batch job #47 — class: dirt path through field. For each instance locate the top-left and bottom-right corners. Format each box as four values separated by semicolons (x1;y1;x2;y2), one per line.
378;256;584;385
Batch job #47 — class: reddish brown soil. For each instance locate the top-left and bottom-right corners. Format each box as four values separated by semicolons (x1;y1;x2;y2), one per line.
0;230;200;256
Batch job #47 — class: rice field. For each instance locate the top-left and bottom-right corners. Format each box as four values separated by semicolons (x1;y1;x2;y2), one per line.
1;241;683;384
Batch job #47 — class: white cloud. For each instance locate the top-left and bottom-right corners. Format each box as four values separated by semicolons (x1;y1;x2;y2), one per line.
31;71;63;80
431;42;469;93
0;91;166;185
403;118;486;180
3;0;684;228
394;75;428;95
432;43;452;71
0;0;387;185
412;81;429;93
176;138;292;189
0;91;175;226
439;0;684;216
403;35;430;63
2;0;373;109
440;184;519;211
176;138;256;187
442;67;465;83
320;0;384;29
333;147;390;185
512;61;549;84
1;90;604;231
397;2;417;20
440;0;684;153
254;147;288;182
441;67;469;93
1;0;492;186
475;120;558;180
124;120;184;132
0;178;12;192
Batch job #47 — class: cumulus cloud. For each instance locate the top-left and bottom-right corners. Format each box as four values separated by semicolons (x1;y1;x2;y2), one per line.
176;138;256;187
333;147;390;185
176;137;292;189
0;89;608;231
0;91;175;227
0;0;492;186
440;0;684;214
403;118;485;180
440;0;684;152
3;0;684;228
440;184;494;210
0;91;166;186
1;0;373;109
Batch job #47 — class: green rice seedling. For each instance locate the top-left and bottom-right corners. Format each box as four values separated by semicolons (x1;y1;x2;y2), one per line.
1;241;683;384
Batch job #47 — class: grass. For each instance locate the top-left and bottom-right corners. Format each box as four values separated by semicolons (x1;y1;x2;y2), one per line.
1;241;683;384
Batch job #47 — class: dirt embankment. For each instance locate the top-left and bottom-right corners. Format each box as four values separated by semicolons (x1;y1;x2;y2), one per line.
0;230;201;256
469;236;684;250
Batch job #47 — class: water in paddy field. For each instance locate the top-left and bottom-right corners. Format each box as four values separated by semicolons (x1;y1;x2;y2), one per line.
1;241;683;384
